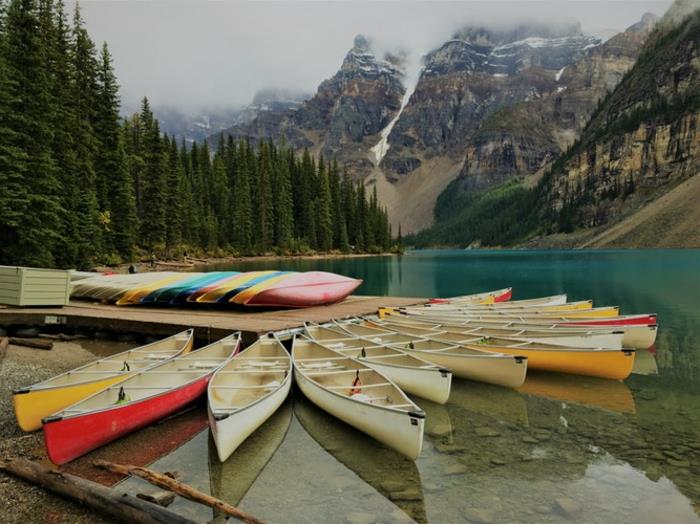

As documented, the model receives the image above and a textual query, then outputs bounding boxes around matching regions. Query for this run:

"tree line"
[0,0,393,270]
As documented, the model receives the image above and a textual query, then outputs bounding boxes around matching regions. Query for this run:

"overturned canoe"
[208,334,292,462]
[305,323,452,404]
[292,335,425,460]
[13,330,194,432]
[43,333,240,464]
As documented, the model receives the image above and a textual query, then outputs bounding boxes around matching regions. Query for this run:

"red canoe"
[243,271,363,308]
[43,334,240,465]
[561,314,657,327]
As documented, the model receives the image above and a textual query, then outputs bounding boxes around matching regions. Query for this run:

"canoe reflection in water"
[209,400,293,519]
[293,393,427,524]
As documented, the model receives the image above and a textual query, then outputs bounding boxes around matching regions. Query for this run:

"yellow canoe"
[195,271,275,303]
[12,330,193,431]
[465,338,635,380]
[115,274,191,305]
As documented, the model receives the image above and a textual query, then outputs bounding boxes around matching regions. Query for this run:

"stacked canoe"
[71,270,362,308]
[11,286,659,466]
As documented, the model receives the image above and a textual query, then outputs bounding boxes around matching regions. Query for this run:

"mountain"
[411,1,700,249]
[220,35,407,176]
[155,89,309,145]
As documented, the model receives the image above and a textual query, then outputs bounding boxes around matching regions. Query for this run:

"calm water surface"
[122,249,700,523]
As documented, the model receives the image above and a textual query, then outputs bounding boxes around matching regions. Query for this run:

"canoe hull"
[43,376,210,465]
[410,352,527,388]
[245,274,362,308]
[471,346,635,380]
[294,368,424,460]
[209,377,292,462]
[360,360,452,404]
[13,373,133,432]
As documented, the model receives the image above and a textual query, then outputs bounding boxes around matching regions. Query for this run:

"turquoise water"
[123,249,700,523]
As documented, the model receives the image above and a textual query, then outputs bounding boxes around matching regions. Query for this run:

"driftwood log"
[0,337,8,361]
[94,459,265,524]
[0,458,195,524]
[8,337,53,350]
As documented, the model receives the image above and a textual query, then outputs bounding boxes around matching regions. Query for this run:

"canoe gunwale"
[292,367,426,420]
[12,329,194,394]
[207,335,292,423]
[42,333,239,424]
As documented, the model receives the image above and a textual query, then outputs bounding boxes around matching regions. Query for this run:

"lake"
[121,249,700,523]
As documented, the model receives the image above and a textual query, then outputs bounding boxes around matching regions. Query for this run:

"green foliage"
[409,180,541,248]
[0,0,397,266]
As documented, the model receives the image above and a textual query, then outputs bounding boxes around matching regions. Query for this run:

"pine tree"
[94,42,136,257]
[3,0,62,266]
[273,147,294,250]
[70,4,102,267]
[0,2,29,265]
[140,106,167,249]
[316,160,333,251]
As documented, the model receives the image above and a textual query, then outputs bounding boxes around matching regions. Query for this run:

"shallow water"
[123,249,700,523]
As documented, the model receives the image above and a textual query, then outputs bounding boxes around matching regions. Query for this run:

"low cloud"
[78,1,672,114]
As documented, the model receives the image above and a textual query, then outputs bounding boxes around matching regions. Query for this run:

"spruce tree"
[316,160,333,252]
[3,0,61,266]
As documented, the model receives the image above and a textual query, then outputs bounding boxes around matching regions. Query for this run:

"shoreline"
[94,252,398,274]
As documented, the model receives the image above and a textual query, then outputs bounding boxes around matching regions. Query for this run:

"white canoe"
[292,335,425,460]
[305,323,452,404]
[329,322,528,388]
[380,312,656,349]
[369,318,625,349]
[208,334,292,462]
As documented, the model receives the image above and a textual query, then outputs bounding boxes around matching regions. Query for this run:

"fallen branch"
[94,459,265,524]
[8,337,53,350]
[0,337,8,361]
[39,333,88,341]
[0,458,195,524]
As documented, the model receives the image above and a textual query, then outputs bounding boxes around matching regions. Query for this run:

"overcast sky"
[77,1,673,114]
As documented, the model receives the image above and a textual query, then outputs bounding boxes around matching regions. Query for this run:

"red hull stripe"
[564,315,657,327]
[43,376,210,465]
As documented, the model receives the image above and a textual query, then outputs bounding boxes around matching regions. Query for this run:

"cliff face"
[546,6,700,230]
[223,35,406,177]
[446,15,657,195]
[215,14,665,235]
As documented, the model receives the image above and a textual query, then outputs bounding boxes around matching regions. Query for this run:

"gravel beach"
[0,340,116,523]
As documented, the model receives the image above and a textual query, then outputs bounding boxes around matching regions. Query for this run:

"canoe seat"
[180,361,220,370]
[242,360,280,368]
[300,361,338,369]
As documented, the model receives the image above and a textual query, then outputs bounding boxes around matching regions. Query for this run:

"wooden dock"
[0,295,425,343]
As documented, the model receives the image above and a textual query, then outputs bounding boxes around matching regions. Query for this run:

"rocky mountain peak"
[341,35,404,80]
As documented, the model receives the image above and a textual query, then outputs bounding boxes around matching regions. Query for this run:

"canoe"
[194,271,289,303]
[292,335,425,460]
[208,334,293,462]
[456,299,593,312]
[12,330,194,432]
[459,337,635,380]
[305,323,452,404]
[240,272,362,307]
[293,393,427,523]
[209,400,292,508]
[115,273,193,305]
[71,272,179,303]
[377,311,657,349]
[368,318,625,349]
[429,287,513,305]
[42,333,240,464]
[327,321,528,388]
[394,305,620,319]
[142,272,238,304]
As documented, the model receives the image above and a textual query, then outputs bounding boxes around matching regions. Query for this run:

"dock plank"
[0,296,425,341]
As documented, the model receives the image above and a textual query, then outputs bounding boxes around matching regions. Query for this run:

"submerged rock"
[463,507,495,523]
[554,497,582,518]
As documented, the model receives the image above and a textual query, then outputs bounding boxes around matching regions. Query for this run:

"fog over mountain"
[77,1,671,115]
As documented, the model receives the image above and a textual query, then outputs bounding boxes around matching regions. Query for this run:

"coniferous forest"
[0,0,393,270]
